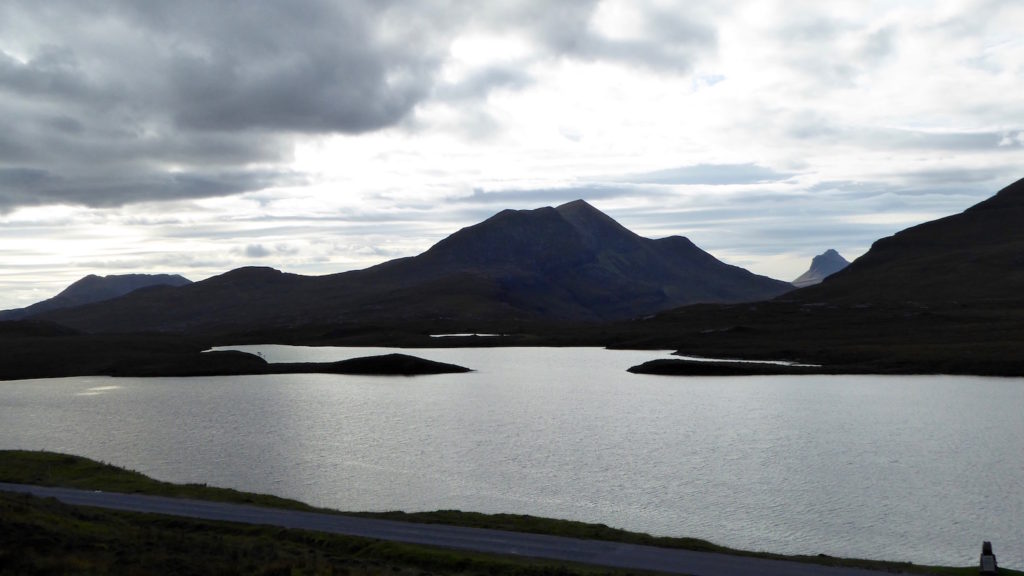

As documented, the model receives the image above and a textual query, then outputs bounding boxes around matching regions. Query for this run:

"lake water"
[2,345,1022,568]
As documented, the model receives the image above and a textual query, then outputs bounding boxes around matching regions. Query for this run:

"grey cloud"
[0,1,725,212]
[618,164,796,186]
[783,112,1024,153]
[0,166,301,212]
[461,185,646,207]
[0,45,95,100]
[0,0,453,211]
[422,2,718,138]
[244,244,271,258]
[884,130,1009,151]
[438,1,719,79]
[813,167,1020,201]
[527,2,716,72]
[433,65,534,101]
[0,167,56,189]
[860,26,896,63]
[775,16,903,90]
[931,0,1020,38]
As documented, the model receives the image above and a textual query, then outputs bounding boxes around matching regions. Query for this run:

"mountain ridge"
[0,273,191,321]
[33,200,793,334]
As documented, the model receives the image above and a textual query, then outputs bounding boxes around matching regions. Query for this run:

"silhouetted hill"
[0,274,191,321]
[612,177,1024,375]
[790,177,1024,303]
[36,201,792,334]
[791,249,850,288]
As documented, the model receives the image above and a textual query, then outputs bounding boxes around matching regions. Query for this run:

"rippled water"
[2,345,1023,568]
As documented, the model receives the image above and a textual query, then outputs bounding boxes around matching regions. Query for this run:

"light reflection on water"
[2,346,1023,568]
[76,385,123,396]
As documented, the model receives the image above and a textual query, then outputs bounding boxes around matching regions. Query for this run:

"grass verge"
[0,491,626,576]
[0,450,1018,576]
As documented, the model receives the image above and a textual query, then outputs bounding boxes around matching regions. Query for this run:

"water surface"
[1,345,1022,568]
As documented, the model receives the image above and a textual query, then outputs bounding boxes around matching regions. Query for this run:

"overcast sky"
[2,0,1023,309]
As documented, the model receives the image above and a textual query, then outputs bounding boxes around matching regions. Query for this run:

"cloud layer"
[0,0,720,212]
[1,0,1024,308]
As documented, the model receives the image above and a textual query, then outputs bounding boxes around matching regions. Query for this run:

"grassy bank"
[0,450,1017,575]
[0,491,625,576]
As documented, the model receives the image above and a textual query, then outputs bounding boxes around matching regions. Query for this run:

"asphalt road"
[1,482,903,576]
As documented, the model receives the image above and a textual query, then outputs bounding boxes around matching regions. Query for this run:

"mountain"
[0,274,192,321]
[35,200,793,334]
[790,176,1024,304]
[791,249,850,288]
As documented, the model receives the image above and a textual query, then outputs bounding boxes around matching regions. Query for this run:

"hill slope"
[614,177,1024,374]
[791,177,1024,303]
[37,200,792,334]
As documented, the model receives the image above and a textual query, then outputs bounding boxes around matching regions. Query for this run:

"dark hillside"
[614,177,1024,375]
[791,177,1024,303]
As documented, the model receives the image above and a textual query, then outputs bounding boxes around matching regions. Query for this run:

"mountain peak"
[555,198,596,211]
[555,199,610,224]
[554,199,639,247]
[792,249,850,288]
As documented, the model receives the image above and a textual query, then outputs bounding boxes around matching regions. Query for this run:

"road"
[0,482,902,576]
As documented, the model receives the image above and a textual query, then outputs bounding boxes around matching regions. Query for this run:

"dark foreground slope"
[1,452,990,575]
[614,177,1024,375]
[36,200,790,334]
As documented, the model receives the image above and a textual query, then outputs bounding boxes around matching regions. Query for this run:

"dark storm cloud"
[0,0,721,212]
[0,165,301,213]
[0,0,450,211]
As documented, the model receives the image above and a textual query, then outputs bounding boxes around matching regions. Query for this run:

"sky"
[2,0,1024,310]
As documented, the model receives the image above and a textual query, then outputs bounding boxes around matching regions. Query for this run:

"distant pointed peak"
[812,249,848,265]
[793,249,850,287]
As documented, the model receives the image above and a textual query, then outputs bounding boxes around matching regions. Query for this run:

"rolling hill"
[0,274,191,321]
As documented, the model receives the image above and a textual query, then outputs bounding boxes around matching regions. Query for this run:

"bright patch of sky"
[1,0,1023,309]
